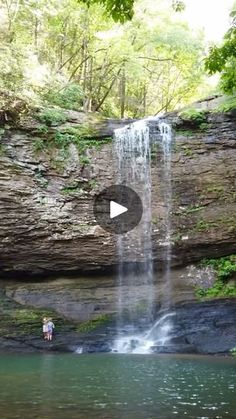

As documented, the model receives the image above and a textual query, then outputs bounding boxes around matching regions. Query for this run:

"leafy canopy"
[80,0,135,22]
[80,0,185,22]
[205,6,236,93]
[0,0,205,118]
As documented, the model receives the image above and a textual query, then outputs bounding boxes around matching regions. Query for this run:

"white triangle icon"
[110,201,128,219]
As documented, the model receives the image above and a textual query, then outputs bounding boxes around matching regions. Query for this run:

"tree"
[205,7,236,94]
[0,0,205,117]
[80,0,185,22]
[80,0,135,22]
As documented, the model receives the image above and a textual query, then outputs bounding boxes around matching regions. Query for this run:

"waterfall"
[114,120,154,331]
[112,118,174,354]
[159,122,173,311]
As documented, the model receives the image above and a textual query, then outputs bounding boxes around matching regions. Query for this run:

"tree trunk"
[120,63,126,118]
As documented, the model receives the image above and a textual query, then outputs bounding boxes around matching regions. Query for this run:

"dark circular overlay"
[93,185,143,234]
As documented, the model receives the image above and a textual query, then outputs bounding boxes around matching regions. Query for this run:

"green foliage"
[36,124,49,135]
[196,255,236,300]
[179,108,208,126]
[37,109,67,126]
[182,146,193,157]
[199,122,210,131]
[175,129,194,137]
[80,0,135,22]
[88,179,97,189]
[0,0,206,118]
[195,219,218,231]
[77,314,111,333]
[0,128,5,138]
[62,184,83,194]
[0,144,6,156]
[172,1,185,12]
[182,205,204,214]
[172,232,182,242]
[200,255,236,281]
[216,95,236,112]
[205,6,236,94]
[81,0,185,22]
[62,179,97,194]
[80,155,91,165]
[33,139,45,152]
[54,132,74,147]
[45,84,84,110]
[195,280,236,299]
[206,185,225,196]
[54,130,111,153]
[35,170,49,188]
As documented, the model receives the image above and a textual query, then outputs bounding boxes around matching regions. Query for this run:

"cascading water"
[159,122,173,312]
[114,120,154,332]
[112,118,174,354]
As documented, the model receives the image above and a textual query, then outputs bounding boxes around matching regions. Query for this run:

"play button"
[93,185,143,234]
[110,201,128,219]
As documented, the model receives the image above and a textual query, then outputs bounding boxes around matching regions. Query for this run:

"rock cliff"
[0,108,235,276]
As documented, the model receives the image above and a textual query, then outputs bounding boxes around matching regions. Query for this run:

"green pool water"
[0,354,235,418]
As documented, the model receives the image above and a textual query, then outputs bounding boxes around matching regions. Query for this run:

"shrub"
[195,255,236,300]
[179,108,208,126]
[200,255,236,281]
[37,108,67,126]
[33,138,45,152]
[45,84,84,110]
[216,95,236,112]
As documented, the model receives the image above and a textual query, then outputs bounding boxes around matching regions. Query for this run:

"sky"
[183,0,235,42]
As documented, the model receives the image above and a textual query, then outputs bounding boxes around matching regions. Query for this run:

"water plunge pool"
[0,353,235,418]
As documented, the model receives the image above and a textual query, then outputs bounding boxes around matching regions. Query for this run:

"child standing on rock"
[47,318,55,341]
[42,317,55,341]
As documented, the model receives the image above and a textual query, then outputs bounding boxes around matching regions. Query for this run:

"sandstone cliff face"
[0,109,235,276]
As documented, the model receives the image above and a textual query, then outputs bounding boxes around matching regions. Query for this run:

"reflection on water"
[0,354,235,419]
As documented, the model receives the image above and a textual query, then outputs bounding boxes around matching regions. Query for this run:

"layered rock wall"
[0,110,235,276]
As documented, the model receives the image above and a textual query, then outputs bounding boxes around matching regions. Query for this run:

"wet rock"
[151,344,196,354]
[169,298,236,354]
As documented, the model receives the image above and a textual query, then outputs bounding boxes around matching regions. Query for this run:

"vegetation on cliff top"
[0,0,207,119]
